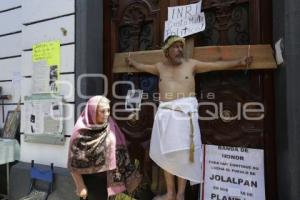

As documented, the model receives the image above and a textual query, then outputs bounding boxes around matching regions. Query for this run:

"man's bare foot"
[76,188,88,199]
[153,193,176,200]
[176,193,184,200]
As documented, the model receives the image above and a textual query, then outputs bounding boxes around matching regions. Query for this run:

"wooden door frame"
[251,0,277,200]
[103,0,277,199]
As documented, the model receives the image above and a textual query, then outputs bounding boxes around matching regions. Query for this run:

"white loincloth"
[149,97,203,184]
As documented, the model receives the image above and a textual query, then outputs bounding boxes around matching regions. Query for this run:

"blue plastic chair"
[27,160,54,200]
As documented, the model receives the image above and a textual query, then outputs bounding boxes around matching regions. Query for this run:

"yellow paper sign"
[32,41,60,66]
[32,40,61,93]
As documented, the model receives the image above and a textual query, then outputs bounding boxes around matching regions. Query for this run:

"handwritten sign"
[164,13,205,40]
[168,1,202,20]
[32,40,60,66]
[164,1,206,40]
[32,40,61,93]
[203,145,266,200]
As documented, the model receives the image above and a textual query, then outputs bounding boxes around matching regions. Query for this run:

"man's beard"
[172,54,183,65]
[173,58,182,65]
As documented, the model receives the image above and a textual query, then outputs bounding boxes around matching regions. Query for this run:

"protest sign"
[203,145,265,200]
[164,1,205,40]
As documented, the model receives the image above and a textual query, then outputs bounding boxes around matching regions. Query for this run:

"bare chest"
[158,63,195,81]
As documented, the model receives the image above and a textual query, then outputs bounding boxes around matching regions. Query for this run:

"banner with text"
[32,40,61,93]
[203,145,265,200]
[164,1,206,40]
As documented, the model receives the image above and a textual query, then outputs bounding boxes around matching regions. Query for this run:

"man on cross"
[125,35,253,200]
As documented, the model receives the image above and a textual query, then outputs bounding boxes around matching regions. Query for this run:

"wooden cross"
[113,42,276,73]
[113,0,276,73]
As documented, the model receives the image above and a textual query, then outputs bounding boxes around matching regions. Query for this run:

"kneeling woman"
[68,96,142,199]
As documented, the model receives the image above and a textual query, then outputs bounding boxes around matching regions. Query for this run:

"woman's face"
[96,104,110,124]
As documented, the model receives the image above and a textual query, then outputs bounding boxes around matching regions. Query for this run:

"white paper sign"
[12,72,22,98]
[164,12,206,40]
[125,89,143,111]
[164,1,206,40]
[203,145,266,200]
[168,1,202,21]
[24,98,63,134]
[32,61,50,94]
[275,38,284,65]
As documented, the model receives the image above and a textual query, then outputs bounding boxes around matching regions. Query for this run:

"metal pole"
[2,99,4,123]
[6,163,9,196]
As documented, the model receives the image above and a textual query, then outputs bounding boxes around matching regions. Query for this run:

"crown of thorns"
[162,36,185,53]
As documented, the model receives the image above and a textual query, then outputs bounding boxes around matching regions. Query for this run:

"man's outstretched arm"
[194,56,253,73]
[125,54,159,75]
